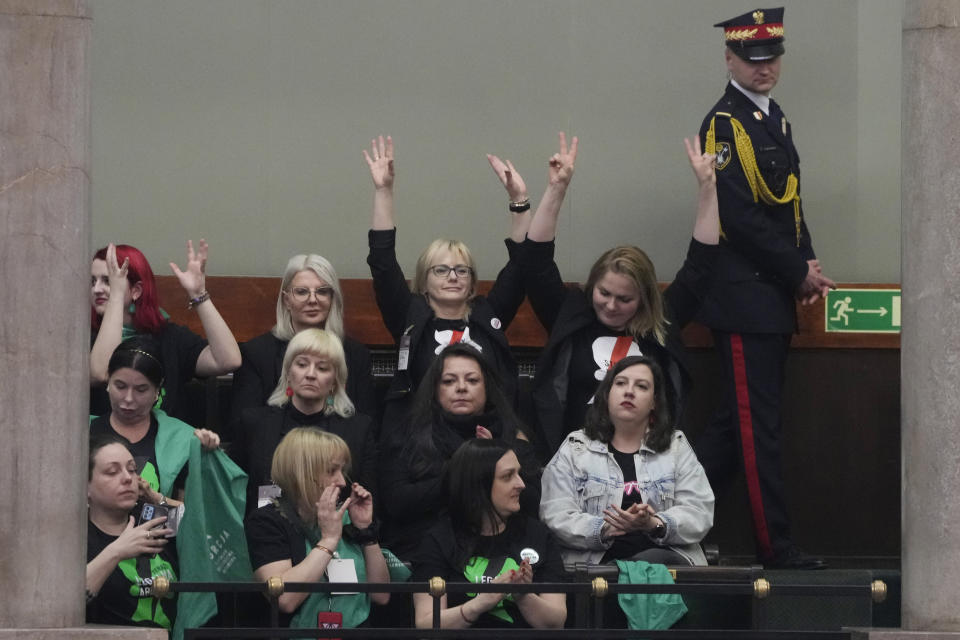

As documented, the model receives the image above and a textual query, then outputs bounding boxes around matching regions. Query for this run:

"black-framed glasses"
[429,264,473,278]
[287,286,334,303]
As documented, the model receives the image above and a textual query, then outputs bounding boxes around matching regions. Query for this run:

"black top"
[90,322,208,424]
[86,519,179,629]
[697,82,815,333]
[519,238,718,457]
[411,515,566,628]
[231,405,378,514]
[378,409,541,560]
[366,228,525,434]
[230,331,376,430]
[89,412,188,495]
[244,503,309,628]
[604,447,656,561]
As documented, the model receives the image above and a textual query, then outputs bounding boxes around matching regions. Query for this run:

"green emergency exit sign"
[824,288,901,333]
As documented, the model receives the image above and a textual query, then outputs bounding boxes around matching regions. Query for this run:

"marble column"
[901,0,960,634]
[0,0,92,629]
[0,2,162,638]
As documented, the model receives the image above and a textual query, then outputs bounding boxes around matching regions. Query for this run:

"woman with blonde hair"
[363,135,530,432]
[232,329,377,514]
[244,428,391,630]
[497,134,720,456]
[230,253,375,426]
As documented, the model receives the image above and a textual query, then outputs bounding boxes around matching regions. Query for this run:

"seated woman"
[232,328,377,513]
[540,355,714,568]
[89,338,249,633]
[363,135,529,430]
[89,240,242,422]
[499,135,719,455]
[244,428,390,630]
[378,343,538,559]
[86,432,177,629]
[412,439,566,630]
[230,253,375,425]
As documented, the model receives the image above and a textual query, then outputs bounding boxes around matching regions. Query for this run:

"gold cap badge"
[753,10,765,24]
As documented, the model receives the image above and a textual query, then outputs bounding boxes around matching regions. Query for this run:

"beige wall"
[90,0,902,284]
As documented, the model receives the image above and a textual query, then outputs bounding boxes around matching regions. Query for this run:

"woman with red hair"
[89,240,241,422]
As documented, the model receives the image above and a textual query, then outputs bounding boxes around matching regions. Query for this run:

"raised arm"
[487,154,531,242]
[364,135,395,231]
[685,136,720,246]
[169,239,242,377]
[526,132,578,243]
[90,243,130,384]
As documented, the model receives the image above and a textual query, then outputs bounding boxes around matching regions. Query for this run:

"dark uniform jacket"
[698,82,815,333]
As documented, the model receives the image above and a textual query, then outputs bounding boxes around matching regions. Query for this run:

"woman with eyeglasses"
[230,254,375,426]
[363,135,531,433]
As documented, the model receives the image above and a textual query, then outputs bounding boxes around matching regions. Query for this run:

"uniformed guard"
[695,7,835,570]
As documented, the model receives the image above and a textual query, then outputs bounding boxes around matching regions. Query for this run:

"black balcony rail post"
[591,576,609,629]
[429,576,446,630]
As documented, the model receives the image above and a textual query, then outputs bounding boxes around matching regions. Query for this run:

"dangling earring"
[285,386,294,398]
[153,386,166,410]
[128,302,137,315]
[326,395,335,408]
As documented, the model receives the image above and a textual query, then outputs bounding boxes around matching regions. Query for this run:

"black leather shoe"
[764,547,828,570]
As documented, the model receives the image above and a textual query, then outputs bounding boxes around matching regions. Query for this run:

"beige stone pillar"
[0,0,92,629]
[901,0,960,634]
[0,2,163,638]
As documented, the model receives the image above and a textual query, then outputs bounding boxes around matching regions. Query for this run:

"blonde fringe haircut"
[270,428,352,514]
[273,254,345,341]
[267,328,355,417]
[412,239,477,319]
[584,246,669,345]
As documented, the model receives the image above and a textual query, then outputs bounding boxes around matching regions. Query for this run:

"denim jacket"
[540,429,714,568]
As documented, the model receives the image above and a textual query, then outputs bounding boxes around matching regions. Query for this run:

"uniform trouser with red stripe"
[695,331,793,560]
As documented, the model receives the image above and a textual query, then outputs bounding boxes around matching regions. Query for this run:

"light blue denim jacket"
[540,429,714,568]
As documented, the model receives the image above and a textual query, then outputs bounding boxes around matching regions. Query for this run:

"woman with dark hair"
[540,355,714,567]
[230,253,375,425]
[244,428,391,630]
[86,432,177,629]
[89,338,250,634]
[411,439,566,629]
[501,135,719,456]
[363,135,530,432]
[232,329,377,514]
[377,343,539,558]
[89,241,242,422]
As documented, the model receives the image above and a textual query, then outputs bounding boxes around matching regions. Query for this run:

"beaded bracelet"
[187,290,210,309]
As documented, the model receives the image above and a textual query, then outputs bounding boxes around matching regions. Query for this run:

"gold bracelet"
[314,543,334,557]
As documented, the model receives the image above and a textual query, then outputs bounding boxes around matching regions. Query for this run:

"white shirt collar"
[731,79,771,115]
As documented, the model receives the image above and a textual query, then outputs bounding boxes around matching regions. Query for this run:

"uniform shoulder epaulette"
[715,111,732,118]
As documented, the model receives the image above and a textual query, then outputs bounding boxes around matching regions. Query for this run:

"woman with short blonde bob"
[244,428,390,630]
[232,329,377,514]
[230,253,375,426]
[364,135,530,432]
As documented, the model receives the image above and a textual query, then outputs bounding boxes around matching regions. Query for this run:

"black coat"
[520,237,717,457]
[697,82,815,333]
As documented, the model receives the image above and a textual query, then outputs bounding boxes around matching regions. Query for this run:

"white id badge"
[397,334,411,371]
[257,484,281,509]
[326,558,359,594]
